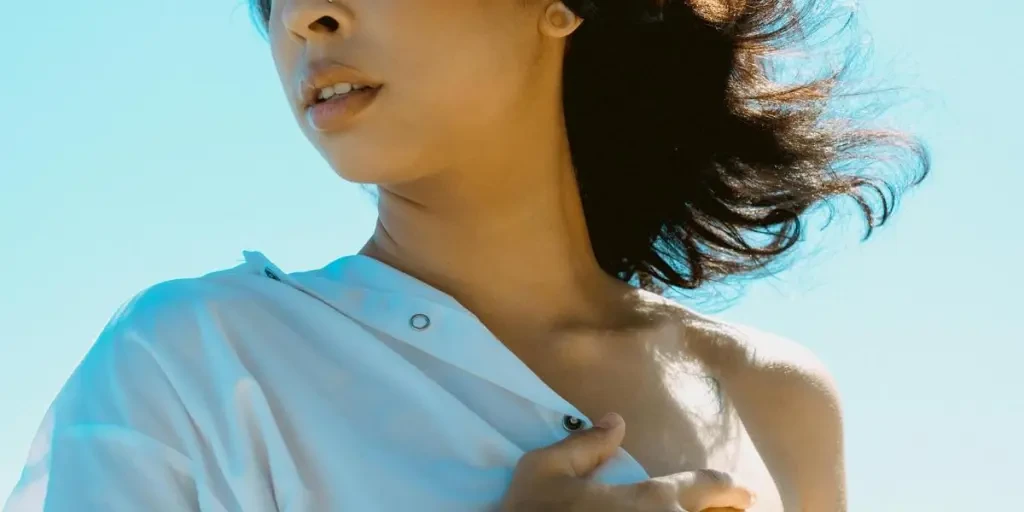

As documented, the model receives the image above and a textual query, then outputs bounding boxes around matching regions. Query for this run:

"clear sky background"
[1,0,1020,509]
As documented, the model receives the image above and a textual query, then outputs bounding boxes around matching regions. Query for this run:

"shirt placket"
[244,250,650,484]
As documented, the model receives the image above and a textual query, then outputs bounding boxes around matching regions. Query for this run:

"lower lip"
[306,87,382,132]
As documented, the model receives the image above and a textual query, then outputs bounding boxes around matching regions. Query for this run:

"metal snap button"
[264,268,281,281]
[562,415,586,432]
[409,313,431,331]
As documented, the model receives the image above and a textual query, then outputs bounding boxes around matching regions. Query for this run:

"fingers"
[672,469,756,512]
[522,412,627,478]
[628,469,754,512]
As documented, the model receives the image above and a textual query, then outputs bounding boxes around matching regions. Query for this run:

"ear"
[538,1,583,39]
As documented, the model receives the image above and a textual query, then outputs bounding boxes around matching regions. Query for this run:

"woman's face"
[268,0,559,186]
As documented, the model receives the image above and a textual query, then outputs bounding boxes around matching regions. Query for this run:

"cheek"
[319,59,530,185]
[388,24,539,137]
[380,0,534,103]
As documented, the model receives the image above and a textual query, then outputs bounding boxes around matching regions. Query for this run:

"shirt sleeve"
[3,425,202,511]
[3,282,225,512]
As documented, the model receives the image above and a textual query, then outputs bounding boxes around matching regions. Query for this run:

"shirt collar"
[241,250,590,423]
[316,254,470,314]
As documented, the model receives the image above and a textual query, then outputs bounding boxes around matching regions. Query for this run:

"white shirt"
[4,251,650,511]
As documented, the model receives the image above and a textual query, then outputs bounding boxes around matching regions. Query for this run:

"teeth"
[317,82,372,102]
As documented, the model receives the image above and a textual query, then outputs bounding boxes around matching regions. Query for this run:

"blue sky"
[1,0,1020,509]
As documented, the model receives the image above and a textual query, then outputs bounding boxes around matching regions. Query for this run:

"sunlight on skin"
[654,348,736,452]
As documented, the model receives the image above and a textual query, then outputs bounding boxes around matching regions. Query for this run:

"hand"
[501,412,755,512]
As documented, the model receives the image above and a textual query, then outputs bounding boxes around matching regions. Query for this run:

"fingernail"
[596,412,622,429]
[738,490,757,510]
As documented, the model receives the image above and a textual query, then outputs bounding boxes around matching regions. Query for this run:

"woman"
[4,0,928,510]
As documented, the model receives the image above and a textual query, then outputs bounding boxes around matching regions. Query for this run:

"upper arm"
[701,324,847,512]
[4,425,202,512]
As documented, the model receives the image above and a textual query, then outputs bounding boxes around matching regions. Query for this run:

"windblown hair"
[249,0,930,294]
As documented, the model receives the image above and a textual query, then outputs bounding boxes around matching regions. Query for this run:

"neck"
[359,123,628,338]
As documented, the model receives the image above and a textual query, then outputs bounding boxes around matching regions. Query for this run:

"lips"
[305,82,383,133]
[298,60,383,109]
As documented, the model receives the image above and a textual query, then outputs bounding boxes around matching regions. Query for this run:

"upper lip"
[298,60,382,108]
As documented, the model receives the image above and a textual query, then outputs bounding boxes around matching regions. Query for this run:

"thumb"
[538,412,626,478]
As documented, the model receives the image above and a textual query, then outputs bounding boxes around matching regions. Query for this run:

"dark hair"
[248,0,930,295]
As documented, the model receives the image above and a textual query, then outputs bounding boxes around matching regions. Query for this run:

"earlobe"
[539,2,583,39]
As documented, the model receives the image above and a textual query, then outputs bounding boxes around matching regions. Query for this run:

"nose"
[281,0,351,40]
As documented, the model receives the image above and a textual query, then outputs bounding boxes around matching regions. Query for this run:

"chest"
[516,338,785,511]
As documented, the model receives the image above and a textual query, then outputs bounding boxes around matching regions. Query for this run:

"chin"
[320,141,435,187]
[332,168,390,185]
[326,159,423,186]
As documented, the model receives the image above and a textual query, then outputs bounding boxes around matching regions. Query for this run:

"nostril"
[309,16,340,33]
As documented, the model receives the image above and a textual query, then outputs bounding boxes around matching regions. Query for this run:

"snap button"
[562,415,586,432]
[409,313,431,331]
[264,268,281,281]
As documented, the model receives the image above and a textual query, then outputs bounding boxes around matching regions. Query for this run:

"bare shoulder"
[634,291,835,380]
[690,314,837,392]
[636,293,847,511]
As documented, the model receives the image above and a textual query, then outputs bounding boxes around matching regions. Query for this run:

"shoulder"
[690,316,839,400]
[647,297,847,510]
[53,260,272,426]
[108,261,267,333]
[96,257,286,365]
[692,317,847,511]
[686,314,845,449]
[637,291,838,391]
[7,263,268,511]
[7,256,301,510]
